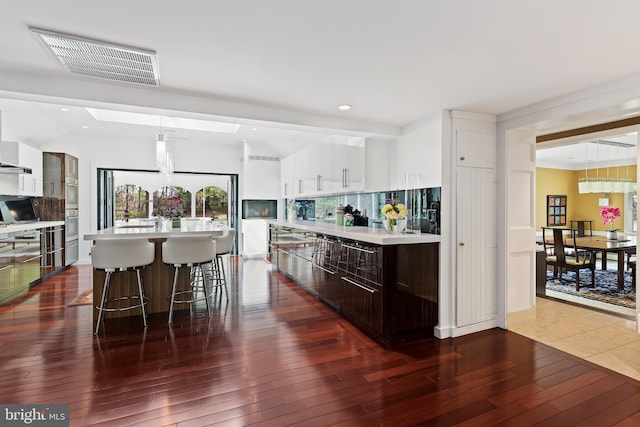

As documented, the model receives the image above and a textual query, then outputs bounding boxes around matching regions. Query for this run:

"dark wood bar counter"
[268,220,439,346]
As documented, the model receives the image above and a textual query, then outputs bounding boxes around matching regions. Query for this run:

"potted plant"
[600,205,621,240]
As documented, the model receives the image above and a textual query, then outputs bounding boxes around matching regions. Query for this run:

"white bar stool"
[208,228,235,301]
[92,238,155,335]
[162,235,216,323]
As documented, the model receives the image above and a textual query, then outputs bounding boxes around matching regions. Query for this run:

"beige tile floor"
[509,297,640,381]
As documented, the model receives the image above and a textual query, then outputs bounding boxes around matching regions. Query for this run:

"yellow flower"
[381,204,394,215]
[381,200,408,220]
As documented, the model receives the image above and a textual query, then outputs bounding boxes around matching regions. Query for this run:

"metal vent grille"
[30,28,159,87]
[248,155,280,162]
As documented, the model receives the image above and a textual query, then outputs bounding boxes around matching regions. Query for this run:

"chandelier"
[577,140,636,194]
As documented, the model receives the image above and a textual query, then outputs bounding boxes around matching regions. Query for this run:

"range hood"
[0,111,32,174]
[0,162,32,174]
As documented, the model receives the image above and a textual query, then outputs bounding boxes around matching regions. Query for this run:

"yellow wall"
[536,165,636,231]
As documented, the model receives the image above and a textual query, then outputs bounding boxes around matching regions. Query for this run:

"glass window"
[626,189,637,234]
[115,184,150,221]
[195,186,228,220]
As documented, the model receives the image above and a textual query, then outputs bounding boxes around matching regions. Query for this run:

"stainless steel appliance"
[65,208,78,264]
[65,177,78,209]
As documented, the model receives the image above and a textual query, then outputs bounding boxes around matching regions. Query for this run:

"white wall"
[242,142,281,200]
[497,72,640,329]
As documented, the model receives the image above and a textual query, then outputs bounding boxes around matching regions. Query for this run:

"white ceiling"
[536,132,638,170]
[2,1,640,157]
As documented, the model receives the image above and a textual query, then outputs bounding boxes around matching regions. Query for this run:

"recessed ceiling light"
[81,125,88,129]
[252,128,257,131]
[60,107,69,111]
[338,104,352,111]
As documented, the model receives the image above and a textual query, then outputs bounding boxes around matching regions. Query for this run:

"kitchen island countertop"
[84,219,225,240]
[269,220,440,245]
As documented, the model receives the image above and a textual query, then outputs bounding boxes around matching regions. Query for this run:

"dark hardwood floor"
[1,259,640,426]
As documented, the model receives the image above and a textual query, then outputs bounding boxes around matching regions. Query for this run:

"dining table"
[567,235,636,291]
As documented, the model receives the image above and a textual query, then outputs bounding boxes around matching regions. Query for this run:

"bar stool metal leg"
[95,271,112,335]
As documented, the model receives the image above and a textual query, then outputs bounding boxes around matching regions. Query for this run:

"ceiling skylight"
[85,108,240,133]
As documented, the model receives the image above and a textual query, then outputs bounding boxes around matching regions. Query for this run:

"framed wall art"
[546,195,567,226]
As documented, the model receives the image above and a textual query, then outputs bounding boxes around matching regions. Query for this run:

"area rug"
[67,290,93,307]
[546,270,636,309]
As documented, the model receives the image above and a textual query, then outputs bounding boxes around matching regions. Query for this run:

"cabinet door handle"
[459,242,465,246]
[21,255,42,263]
[460,156,465,161]
[341,276,376,293]
[284,182,288,196]
[298,179,303,193]
[317,175,322,192]
[313,263,336,275]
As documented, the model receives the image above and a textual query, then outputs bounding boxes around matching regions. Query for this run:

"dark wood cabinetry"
[269,223,439,346]
[34,152,78,266]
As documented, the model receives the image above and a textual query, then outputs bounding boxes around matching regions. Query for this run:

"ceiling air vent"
[248,155,280,162]
[30,28,160,87]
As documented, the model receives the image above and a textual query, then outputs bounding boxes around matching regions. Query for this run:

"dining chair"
[92,238,155,334]
[628,255,636,290]
[162,235,216,323]
[542,227,596,291]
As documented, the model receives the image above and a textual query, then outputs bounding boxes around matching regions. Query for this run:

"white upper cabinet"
[332,136,365,193]
[293,146,310,197]
[280,155,293,198]
[364,138,390,192]
[308,138,333,195]
[0,141,43,197]
[455,120,496,169]
[281,135,369,198]
[389,113,443,190]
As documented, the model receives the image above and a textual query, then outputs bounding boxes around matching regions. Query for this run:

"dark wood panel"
[1,264,640,426]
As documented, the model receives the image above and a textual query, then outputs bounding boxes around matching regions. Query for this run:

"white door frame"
[497,73,640,330]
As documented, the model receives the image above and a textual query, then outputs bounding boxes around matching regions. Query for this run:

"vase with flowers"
[381,200,408,233]
[164,194,185,228]
[601,205,621,240]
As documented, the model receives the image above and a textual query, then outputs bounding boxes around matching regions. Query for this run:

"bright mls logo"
[1,404,69,426]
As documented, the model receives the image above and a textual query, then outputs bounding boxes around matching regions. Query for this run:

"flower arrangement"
[164,195,185,219]
[600,205,621,230]
[381,200,408,232]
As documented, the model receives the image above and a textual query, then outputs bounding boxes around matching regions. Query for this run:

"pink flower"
[600,205,621,227]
